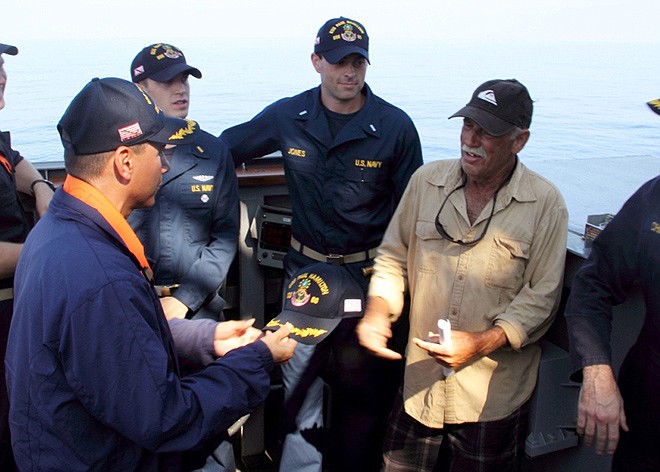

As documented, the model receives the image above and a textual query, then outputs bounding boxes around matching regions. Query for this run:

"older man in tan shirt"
[357,79,568,472]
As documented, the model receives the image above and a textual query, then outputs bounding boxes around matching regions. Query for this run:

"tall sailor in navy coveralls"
[128,44,241,471]
[0,42,54,471]
[129,43,239,323]
[221,17,423,472]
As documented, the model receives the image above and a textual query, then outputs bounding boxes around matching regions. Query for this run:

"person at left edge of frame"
[0,41,54,472]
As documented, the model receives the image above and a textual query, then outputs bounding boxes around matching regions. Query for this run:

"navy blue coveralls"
[0,131,29,471]
[565,175,660,471]
[6,187,273,471]
[129,130,239,321]
[221,83,423,471]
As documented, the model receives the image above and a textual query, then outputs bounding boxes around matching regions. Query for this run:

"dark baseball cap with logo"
[131,43,202,83]
[58,77,199,156]
[314,17,369,64]
[264,262,364,345]
[0,43,18,56]
[449,79,533,136]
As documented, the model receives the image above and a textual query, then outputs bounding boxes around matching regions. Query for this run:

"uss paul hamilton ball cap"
[449,79,533,136]
[0,43,18,55]
[131,43,202,83]
[314,17,369,65]
[58,77,199,156]
[264,262,365,345]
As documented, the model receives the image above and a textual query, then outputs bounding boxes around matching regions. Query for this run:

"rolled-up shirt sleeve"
[494,200,568,350]
[564,178,655,377]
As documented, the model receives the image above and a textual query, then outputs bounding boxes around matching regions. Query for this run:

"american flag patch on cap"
[118,122,143,141]
[133,65,145,77]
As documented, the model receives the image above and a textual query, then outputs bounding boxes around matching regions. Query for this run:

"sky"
[3,0,659,43]
[2,0,658,226]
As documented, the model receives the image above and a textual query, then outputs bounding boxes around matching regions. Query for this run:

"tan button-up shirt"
[369,158,568,428]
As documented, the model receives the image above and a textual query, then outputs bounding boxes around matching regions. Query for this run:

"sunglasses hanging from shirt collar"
[435,161,517,246]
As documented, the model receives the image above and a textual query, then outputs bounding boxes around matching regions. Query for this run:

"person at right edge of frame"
[563,97,660,471]
[220,17,423,472]
[357,79,569,471]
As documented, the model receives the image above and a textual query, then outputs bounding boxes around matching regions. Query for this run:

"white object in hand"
[437,319,454,377]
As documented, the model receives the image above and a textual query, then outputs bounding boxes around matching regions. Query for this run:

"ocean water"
[2,38,659,226]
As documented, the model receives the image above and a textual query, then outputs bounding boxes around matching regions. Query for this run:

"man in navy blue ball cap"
[0,41,54,472]
[5,77,296,471]
[130,44,252,470]
[313,17,370,65]
[129,43,239,325]
[131,44,255,471]
[221,16,423,472]
[131,43,202,84]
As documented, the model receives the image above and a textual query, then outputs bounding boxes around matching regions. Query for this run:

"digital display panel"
[259,221,292,252]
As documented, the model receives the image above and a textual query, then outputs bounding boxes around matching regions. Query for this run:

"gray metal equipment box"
[255,205,292,269]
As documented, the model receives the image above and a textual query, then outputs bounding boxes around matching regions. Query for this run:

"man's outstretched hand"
[259,322,297,364]
[213,319,262,357]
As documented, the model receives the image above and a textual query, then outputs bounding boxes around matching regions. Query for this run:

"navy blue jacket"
[565,175,660,375]
[0,131,30,287]
[5,189,273,471]
[220,84,423,255]
[129,130,239,319]
[0,131,29,244]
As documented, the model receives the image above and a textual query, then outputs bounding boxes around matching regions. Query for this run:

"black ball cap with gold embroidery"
[58,77,199,156]
[131,43,202,83]
[314,17,369,65]
[264,262,365,345]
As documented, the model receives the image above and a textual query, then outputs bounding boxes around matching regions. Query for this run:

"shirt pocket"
[344,164,387,183]
[178,179,214,209]
[415,220,446,274]
[177,180,213,244]
[485,237,530,290]
[284,150,317,174]
[338,166,389,214]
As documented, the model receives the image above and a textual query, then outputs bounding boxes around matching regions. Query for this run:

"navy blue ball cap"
[0,43,18,56]
[58,77,199,156]
[264,262,365,345]
[449,79,533,136]
[131,43,202,83]
[314,17,369,65]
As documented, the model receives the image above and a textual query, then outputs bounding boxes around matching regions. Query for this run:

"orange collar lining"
[62,175,152,274]
[0,154,13,176]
